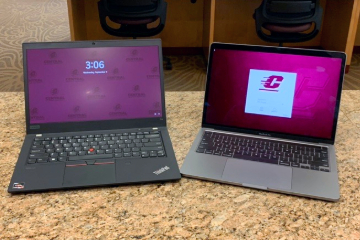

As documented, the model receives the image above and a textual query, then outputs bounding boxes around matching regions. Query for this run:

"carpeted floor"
[0,0,359,92]
[0,0,207,92]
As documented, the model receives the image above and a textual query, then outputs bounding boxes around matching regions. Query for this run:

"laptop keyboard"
[196,131,330,172]
[28,131,166,164]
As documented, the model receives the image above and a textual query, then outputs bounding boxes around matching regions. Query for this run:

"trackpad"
[63,164,116,187]
[222,159,292,190]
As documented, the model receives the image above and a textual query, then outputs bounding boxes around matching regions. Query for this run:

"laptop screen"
[203,44,345,142]
[26,45,163,124]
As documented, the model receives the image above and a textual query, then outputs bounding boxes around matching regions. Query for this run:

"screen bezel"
[24,39,167,134]
[202,43,346,145]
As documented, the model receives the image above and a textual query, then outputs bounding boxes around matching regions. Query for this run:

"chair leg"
[163,56,172,70]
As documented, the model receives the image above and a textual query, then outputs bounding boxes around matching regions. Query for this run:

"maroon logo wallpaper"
[45,88,65,101]
[153,101,160,109]
[87,87,105,100]
[68,105,87,119]
[30,71,37,78]
[30,107,45,121]
[107,68,125,81]
[133,85,140,92]
[147,66,160,79]
[66,69,84,82]
[50,51,57,59]
[31,107,38,115]
[28,70,42,84]
[51,88,58,95]
[44,51,62,64]
[109,103,127,117]
[114,103,121,111]
[126,49,143,62]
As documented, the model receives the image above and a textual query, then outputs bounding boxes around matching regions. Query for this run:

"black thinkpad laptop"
[8,39,181,193]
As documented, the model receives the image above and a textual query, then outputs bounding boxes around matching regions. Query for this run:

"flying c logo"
[260,75,284,92]
[245,69,297,118]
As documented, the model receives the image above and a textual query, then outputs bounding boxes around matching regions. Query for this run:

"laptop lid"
[23,39,166,135]
[202,43,346,145]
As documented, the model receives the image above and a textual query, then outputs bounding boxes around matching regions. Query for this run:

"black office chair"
[254,0,323,46]
[98,0,172,69]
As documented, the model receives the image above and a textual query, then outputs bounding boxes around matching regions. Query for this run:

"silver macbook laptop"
[181,43,346,201]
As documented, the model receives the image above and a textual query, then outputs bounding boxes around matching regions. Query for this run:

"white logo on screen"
[245,69,297,118]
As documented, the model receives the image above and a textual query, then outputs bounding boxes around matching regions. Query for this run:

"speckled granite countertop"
[1,91,360,239]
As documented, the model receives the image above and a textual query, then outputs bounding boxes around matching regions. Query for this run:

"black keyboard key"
[37,158,48,163]
[105,149,113,154]
[123,148,131,153]
[27,159,36,164]
[261,157,279,165]
[310,165,320,171]
[133,152,141,157]
[29,153,49,159]
[68,154,113,161]
[279,161,290,166]
[150,138,161,142]
[31,149,45,153]
[291,162,300,167]
[157,150,165,157]
[144,142,162,147]
[31,145,43,149]
[222,153,232,157]
[141,146,164,151]
[145,134,160,138]
[59,152,67,157]
[132,147,140,152]
[58,157,67,162]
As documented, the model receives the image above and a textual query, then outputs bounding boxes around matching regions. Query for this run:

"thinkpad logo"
[153,166,170,175]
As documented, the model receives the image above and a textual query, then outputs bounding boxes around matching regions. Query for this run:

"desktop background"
[26,46,163,124]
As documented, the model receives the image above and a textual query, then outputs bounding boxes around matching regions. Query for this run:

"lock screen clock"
[85,60,105,69]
